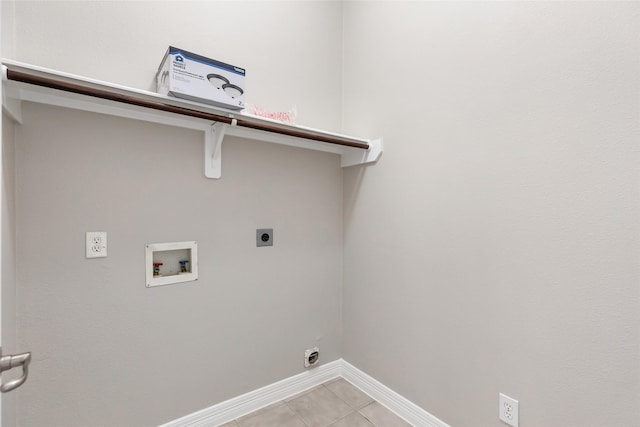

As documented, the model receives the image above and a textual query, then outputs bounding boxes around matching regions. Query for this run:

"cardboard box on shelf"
[156,46,245,110]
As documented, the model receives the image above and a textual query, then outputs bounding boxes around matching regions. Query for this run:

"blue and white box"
[156,46,245,110]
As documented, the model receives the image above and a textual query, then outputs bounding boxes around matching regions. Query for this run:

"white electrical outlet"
[86,232,107,258]
[304,347,319,368]
[499,393,519,427]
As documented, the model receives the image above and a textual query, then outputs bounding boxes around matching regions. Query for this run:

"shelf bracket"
[341,137,383,167]
[204,122,226,179]
[1,90,22,124]
[1,65,22,123]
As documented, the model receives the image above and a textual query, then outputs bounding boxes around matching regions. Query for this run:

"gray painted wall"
[14,104,343,427]
[3,1,640,427]
[7,0,343,132]
[342,2,640,427]
[3,1,344,426]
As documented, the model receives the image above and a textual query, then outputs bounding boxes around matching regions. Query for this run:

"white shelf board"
[1,59,382,179]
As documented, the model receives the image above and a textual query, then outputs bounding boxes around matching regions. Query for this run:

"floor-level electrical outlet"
[499,393,519,427]
[304,347,319,368]
[86,232,107,258]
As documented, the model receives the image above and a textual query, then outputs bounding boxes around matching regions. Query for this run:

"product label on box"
[157,46,245,110]
[169,47,245,76]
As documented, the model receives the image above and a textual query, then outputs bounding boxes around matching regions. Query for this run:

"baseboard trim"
[159,359,449,427]
[341,360,450,427]
[158,360,342,427]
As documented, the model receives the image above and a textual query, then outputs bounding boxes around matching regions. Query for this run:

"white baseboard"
[341,360,450,427]
[158,360,342,427]
[158,359,449,427]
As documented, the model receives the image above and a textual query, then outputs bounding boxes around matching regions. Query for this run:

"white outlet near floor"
[86,232,107,258]
[499,393,519,427]
[304,347,319,368]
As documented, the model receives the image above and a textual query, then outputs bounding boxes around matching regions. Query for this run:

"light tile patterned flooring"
[217,378,412,427]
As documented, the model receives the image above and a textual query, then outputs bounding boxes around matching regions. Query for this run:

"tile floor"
[217,378,412,427]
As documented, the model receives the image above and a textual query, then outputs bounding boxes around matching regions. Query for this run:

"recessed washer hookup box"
[156,46,245,110]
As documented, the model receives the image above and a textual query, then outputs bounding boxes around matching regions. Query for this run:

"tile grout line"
[216,375,409,427]
[255,389,387,427]
[287,384,345,427]
[317,383,357,427]
[282,399,311,427]
[284,381,369,427]
[323,379,380,426]
[164,360,438,427]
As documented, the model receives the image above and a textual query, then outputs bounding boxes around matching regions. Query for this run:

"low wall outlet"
[86,232,107,258]
[499,393,519,427]
[304,347,319,368]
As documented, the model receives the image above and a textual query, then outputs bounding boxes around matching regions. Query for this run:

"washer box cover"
[156,46,245,110]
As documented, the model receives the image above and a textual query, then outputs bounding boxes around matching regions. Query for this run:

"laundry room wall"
[2,2,345,426]
[341,2,640,426]
[8,0,342,131]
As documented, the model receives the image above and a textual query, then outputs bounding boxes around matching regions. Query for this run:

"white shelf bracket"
[1,65,23,123]
[341,137,383,167]
[2,91,22,124]
[204,122,227,179]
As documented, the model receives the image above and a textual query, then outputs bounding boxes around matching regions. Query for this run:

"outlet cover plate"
[499,393,519,427]
[86,231,107,258]
[304,347,319,368]
[256,229,273,247]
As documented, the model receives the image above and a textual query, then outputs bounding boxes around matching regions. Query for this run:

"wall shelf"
[1,59,382,179]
